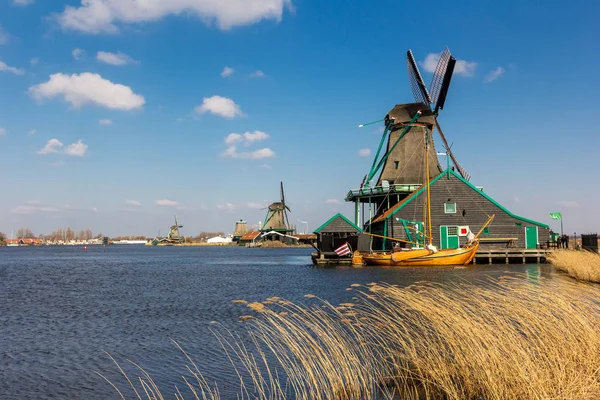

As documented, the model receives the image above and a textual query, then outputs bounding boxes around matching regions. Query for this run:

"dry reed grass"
[548,249,600,283]
[102,275,600,400]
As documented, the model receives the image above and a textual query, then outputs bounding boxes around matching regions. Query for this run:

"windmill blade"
[280,182,285,205]
[407,49,432,107]
[429,47,456,113]
[434,119,471,181]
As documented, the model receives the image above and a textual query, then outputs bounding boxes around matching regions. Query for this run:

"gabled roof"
[314,213,363,234]
[239,231,261,241]
[373,169,549,229]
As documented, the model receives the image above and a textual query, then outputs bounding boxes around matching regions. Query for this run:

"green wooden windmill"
[168,215,184,243]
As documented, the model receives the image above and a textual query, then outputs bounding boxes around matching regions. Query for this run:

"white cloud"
[11,205,58,214]
[359,148,371,157]
[64,140,88,156]
[126,200,141,206]
[421,52,477,77]
[326,199,341,204]
[224,133,242,145]
[13,0,35,5]
[54,0,294,34]
[30,58,39,65]
[221,66,234,78]
[222,146,275,159]
[0,128,6,136]
[0,61,25,75]
[250,70,265,78]
[557,200,579,208]
[29,73,145,110]
[217,202,236,212]
[244,202,265,209]
[224,131,269,146]
[195,95,243,118]
[99,119,112,125]
[96,51,137,66]
[156,199,178,206]
[27,129,37,136]
[38,138,64,154]
[72,48,85,60]
[484,66,505,83]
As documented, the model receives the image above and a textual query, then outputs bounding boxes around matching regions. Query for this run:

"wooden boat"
[363,241,479,267]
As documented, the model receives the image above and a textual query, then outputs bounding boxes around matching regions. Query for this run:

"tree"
[16,228,35,238]
[0,232,5,245]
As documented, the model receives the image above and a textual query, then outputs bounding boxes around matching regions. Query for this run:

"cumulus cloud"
[222,146,275,160]
[195,95,243,118]
[217,203,236,212]
[326,199,341,204]
[0,61,25,75]
[359,148,371,157]
[11,205,58,214]
[421,52,477,77]
[72,48,85,60]
[225,131,270,146]
[250,70,265,78]
[38,138,64,154]
[221,66,234,78]
[54,0,294,34]
[29,73,145,110]
[126,199,141,206]
[0,128,6,136]
[99,119,112,125]
[155,199,178,206]
[96,51,137,66]
[64,140,88,156]
[13,0,35,5]
[484,66,505,83]
[244,202,265,209]
[27,129,37,136]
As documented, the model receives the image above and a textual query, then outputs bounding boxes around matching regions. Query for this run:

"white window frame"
[444,202,457,214]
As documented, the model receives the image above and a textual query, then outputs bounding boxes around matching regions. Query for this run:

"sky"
[0,0,599,237]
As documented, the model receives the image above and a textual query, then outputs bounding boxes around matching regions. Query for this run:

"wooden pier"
[473,248,553,265]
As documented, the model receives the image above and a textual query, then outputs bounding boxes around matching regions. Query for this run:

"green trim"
[314,213,364,234]
[382,218,388,250]
[386,169,549,229]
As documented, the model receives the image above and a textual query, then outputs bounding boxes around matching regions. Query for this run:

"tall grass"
[102,276,600,399]
[548,249,600,283]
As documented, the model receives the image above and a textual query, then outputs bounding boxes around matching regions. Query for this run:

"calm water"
[1,245,554,399]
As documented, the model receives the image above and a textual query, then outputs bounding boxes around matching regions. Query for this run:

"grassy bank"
[104,276,600,399]
[548,249,600,283]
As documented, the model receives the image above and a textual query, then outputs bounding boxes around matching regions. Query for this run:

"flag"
[334,243,352,256]
[549,212,562,220]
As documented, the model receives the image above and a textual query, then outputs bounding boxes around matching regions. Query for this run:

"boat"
[362,112,494,267]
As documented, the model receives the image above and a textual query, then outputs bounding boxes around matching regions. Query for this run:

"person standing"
[557,235,562,249]
[564,234,569,249]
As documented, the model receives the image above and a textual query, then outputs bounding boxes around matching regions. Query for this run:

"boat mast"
[425,128,433,245]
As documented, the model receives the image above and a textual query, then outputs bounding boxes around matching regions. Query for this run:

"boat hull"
[363,242,479,267]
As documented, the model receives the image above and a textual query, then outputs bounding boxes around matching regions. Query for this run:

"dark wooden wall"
[365,173,549,250]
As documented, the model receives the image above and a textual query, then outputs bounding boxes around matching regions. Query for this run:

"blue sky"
[0,0,598,237]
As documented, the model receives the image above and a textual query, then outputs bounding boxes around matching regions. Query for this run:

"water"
[0,245,554,399]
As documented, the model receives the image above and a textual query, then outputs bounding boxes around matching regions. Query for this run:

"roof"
[314,213,363,234]
[6,238,41,244]
[239,231,261,241]
[373,169,549,229]
[296,234,317,240]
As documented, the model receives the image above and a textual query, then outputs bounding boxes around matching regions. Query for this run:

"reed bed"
[103,275,600,400]
[548,249,600,283]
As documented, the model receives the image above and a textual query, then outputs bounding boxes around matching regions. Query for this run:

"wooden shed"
[313,213,363,257]
[364,169,549,251]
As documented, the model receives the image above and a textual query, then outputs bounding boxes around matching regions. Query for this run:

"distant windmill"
[261,182,293,234]
[168,215,184,243]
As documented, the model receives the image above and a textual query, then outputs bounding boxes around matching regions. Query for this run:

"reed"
[548,249,600,283]
[103,275,600,399]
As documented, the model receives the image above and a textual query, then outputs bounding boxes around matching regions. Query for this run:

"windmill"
[261,182,293,235]
[407,47,471,181]
[168,215,184,243]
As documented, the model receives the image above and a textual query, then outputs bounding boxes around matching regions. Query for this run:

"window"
[394,161,399,169]
[447,226,458,236]
[444,202,457,213]
[483,227,490,235]
[516,223,522,228]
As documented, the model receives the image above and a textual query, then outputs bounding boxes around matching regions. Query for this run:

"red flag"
[334,243,352,256]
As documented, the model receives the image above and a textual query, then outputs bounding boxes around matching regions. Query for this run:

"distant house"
[296,234,317,245]
[238,231,261,246]
[5,238,41,246]
[313,213,363,256]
